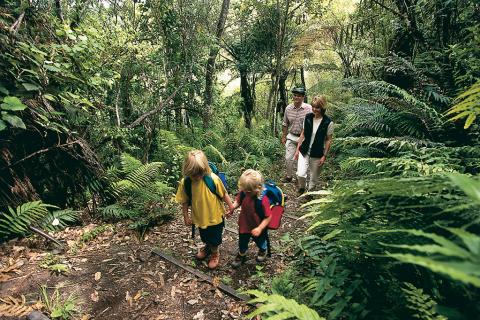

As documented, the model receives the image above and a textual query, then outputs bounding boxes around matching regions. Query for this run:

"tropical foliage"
[0,0,479,319]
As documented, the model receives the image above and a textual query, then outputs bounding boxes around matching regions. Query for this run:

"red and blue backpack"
[239,180,285,255]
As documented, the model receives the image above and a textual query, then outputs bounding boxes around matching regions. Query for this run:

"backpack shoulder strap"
[255,189,266,220]
[203,175,222,200]
[239,191,246,203]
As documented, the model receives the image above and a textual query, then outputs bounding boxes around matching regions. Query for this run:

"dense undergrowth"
[1,0,480,319]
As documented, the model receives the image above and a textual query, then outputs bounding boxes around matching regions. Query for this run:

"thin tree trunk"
[203,0,231,128]
[55,0,64,23]
[300,66,306,102]
[272,0,291,134]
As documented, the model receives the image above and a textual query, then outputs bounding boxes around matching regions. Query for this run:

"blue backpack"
[183,162,228,204]
[183,162,227,239]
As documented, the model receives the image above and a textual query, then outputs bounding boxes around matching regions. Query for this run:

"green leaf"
[0,86,8,95]
[448,173,480,205]
[44,65,62,72]
[1,96,27,111]
[43,94,56,101]
[22,82,41,91]
[50,309,63,317]
[2,113,26,129]
[0,119,6,131]
[387,253,480,287]
[322,229,343,241]
[464,114,476,129]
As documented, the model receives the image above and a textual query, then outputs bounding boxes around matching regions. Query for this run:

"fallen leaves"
[0,258,24,282]
[94,272,101,281]
[90,291,99,303]
[0,295,42,317]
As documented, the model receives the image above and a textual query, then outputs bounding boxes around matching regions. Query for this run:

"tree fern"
[246,290,325,320]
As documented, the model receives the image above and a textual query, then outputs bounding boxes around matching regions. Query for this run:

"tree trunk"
[240,68,254,129]
[271,0,291,134]
[203,0,231,128]
[300,66,306,102]
[55,0,64,23]
[278,70,288,116]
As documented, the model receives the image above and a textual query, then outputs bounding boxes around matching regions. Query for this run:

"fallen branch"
[127,85,183,129]
[1,140,80,171]
[29,226,65,248]
[151,248,249,301]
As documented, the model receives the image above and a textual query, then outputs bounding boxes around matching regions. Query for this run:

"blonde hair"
[238,169,264,196]
[182,150,211,178]
[312,95,327,116]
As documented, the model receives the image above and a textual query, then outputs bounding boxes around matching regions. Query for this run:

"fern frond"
[402,283,447,320]
[246,290,325,320]
[446,80,480,129]
[0,201,56,237]
[120,153,143,174]
[100,204,138,220]
[204,144,228,165]
[38,209,79,231]
[375,226,480,287]
[125,162,163,188]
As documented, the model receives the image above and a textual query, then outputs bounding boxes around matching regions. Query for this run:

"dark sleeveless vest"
[299,114,332,158]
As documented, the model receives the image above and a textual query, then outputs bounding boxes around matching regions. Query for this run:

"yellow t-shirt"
[175,173,226,228]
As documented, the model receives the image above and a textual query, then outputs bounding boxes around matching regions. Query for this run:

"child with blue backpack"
[229,169,272,267]
[175,150,234,269]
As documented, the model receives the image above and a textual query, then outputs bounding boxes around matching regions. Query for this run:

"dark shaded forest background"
[1,0,479,319]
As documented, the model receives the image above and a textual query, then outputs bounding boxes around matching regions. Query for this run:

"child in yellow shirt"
[175,150,234,269]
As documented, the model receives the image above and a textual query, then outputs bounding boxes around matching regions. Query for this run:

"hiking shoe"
[208,251,220,269]
[281,176,292,183]
[256,249,268,263]
[196,246,210,260]
[232,253,247,268]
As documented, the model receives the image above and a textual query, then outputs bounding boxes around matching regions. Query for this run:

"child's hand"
[183,215,192,226]
[251,227,262,237]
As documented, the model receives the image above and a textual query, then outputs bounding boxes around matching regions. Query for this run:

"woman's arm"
[319,134,333,166]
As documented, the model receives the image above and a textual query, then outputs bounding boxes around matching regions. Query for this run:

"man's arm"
[281,125,288,145]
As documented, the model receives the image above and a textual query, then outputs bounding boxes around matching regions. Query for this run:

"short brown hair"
[312,95,327,116]
[182,150,211,178]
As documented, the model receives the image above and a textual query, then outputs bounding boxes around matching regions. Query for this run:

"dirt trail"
[0,182,309,320]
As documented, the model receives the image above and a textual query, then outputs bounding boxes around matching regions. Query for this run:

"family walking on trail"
[174,86,333,270]
[282,87,334,194]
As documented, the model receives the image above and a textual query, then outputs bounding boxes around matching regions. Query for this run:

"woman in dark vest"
[294,96,334,194]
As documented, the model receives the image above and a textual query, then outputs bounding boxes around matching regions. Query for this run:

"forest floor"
[0,182,311,320]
